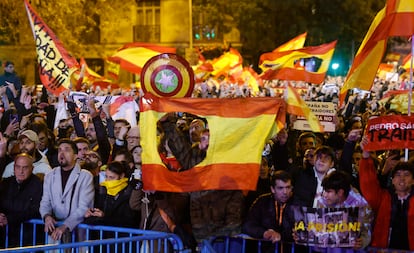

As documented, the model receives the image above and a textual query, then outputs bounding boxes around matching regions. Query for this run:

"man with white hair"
[2,130,51,180]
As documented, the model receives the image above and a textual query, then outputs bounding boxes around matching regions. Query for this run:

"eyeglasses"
[127,136,140,140]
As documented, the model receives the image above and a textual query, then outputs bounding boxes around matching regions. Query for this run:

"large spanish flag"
[340,0,414,105]
[259,41,336,84]
[24,0,78,96]
[140,94,286,192]
[107,43,176,75]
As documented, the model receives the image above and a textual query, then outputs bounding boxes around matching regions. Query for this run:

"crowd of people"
[0,60,413,253]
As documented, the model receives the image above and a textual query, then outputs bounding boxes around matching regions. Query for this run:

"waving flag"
[285,83,323,132]
[340,0,414,105]
[24,0,78,96]
[211,48,243,77]
[72,58,118,90]
[273,32,307,53]
[237,66,263,94]
[140,94,286,192]
[401,53,413,71]
[260,41,337,84]
[107,43,176,75]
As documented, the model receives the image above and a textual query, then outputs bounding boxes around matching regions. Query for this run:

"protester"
[85,161,138,227]
[39,138,94,244]
[360,136,414,250]
[2,130,52,180]
[242,170,294,252]
[0,61,22,103]
[0,153,43,248]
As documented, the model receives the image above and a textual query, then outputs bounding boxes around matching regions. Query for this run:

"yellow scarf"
[100,178,128,196]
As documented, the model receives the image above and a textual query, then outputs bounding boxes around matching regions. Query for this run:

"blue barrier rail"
[2,220,412,253]
[200,235,414,253]
[1,219,191,253]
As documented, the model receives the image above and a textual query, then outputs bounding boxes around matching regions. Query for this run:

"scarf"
[100,177,128,196]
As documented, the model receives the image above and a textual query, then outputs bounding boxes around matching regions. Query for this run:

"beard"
[82,160,99,172]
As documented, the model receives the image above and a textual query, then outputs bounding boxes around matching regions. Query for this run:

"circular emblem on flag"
[141,53,195,97]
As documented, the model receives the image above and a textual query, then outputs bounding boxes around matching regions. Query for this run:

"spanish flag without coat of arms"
[139,94,286,192]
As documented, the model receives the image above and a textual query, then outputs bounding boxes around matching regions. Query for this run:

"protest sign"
[293,101,336,132]
[292,206,362,248]
[364,115,414,151]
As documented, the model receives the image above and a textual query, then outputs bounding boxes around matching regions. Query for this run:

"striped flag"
[273,32,307,53]
[401,53,413,71]
[285,83,324,132]
[259,32,307,73]
[340,0,414,105]
[24,0,78,96]
[139,94,286,192]
[259,41,337,84]
[211,48,243,77]
[107,43,176,75]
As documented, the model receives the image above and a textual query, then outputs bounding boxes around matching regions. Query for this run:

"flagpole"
[405,35,414,161]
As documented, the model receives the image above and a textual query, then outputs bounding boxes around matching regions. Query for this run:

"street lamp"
[331,62,340,76]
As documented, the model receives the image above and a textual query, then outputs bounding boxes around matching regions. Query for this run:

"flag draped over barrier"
[24,0,78,96]
[139,94,286,192]
[340,0,414,104]
[259,41,337,84]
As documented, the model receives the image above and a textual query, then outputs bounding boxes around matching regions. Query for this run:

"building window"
[134,0,160,42]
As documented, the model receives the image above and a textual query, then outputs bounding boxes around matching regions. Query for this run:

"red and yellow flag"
[107,43,176,75]
[211,48,243,77]
[237,66,263,94]
[401,53,413,71]
[139,94,286,192]
[285,83,323,132]
[260,41,337,84]
[72,58,118,90]
[340,0,414,104]
[24,0,78,96]
[273,32,307,53]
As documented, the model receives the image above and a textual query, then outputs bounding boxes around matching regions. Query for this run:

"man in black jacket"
[0,153,43,248]
[242,170,294,252]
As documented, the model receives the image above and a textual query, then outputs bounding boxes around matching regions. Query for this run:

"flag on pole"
[285,83,324,132]
[340,0,414,105]
[107,43,176,75]
[24,0,78,96]
[259,41,337,84]
[139,94,286,192]
[273,32,307,52]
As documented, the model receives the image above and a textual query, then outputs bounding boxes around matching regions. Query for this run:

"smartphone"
[9,114,18,122]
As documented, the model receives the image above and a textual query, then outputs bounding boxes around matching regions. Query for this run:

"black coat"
[292,167,317,207]
[242,193,293,242]
[85,184,139,228]
[0,174,43,247]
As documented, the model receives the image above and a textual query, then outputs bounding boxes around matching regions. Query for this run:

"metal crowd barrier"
[1,219,191,253]
[200,235,412,253]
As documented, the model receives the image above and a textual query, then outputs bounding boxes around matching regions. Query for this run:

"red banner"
[364,115,414,151]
